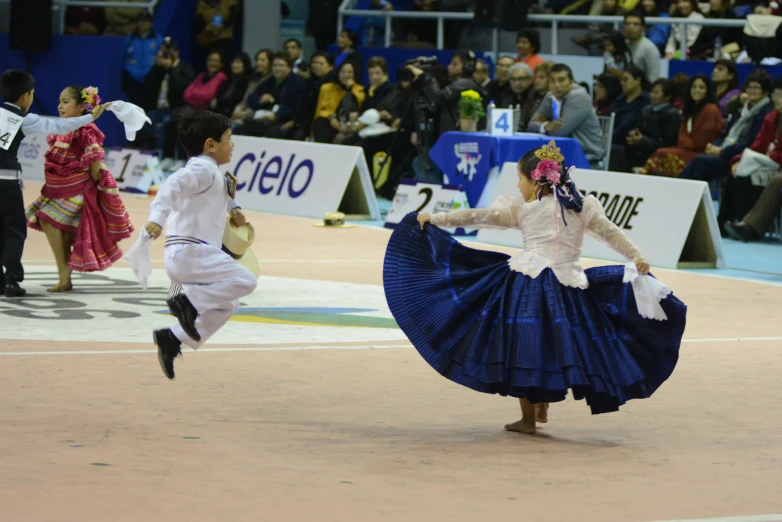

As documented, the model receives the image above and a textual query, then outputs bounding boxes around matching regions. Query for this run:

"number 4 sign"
[490,108,514,137]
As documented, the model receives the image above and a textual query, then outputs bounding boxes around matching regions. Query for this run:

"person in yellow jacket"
[312,61,366,143]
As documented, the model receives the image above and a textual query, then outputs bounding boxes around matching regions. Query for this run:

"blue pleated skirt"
[383,213,687,415]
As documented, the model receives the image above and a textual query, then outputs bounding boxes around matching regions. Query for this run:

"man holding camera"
[137,38,195,161]
[405,51,487,182]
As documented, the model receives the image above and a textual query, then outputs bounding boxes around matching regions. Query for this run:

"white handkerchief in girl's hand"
[124,229,154,289]
[106,100,152,141]
[623,262,672,321]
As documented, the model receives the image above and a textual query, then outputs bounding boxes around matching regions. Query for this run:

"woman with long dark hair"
[642,74,724,177]
[213,52,251,117]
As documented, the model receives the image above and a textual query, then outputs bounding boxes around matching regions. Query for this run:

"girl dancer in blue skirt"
[383,141,687,434]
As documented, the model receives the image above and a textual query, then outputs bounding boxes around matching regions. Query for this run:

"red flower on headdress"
[531,159,561,185]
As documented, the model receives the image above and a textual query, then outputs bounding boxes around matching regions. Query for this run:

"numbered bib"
[0,108,24,151]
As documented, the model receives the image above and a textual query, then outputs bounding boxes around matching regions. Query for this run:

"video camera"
[404,56,439,73]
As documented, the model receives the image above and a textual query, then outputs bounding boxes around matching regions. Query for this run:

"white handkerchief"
[623,262,672,321]
[106,100,152,141]
[124,229,154,289]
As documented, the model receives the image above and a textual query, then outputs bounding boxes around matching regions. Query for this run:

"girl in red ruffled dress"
[26,85,134,292]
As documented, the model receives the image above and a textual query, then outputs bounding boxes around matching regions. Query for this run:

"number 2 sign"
[384,179,467,229]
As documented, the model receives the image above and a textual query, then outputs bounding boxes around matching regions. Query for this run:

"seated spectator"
[680,69,773,183]
[609,66,651,154]
[240,53,306,138]
[593,73,622,116]
[184,51,228,111]
[643,74,724,177]
[285,39,305,73]
[724,172,782,242]
[334,29,363,81]
[138,38,195,161]
[337,57,395,144]
[282,53,338,141]
[603,30,634,73]
[528,64,606,165]
[641,0,672,55]
[474,60,491,89]
[665,0,704,59]
[624,11,661,83]
[104,1,144,36]
[688,0,743,60]
[521,61,555,132]
[213,52,252,118]
[712,59,741,118]
[231,49,274,126]
[718,78,782,230]
[619,78,682,171]
[487,56,516,109]
[121,12,164,107]
[515,29,545,71]
[312,61,366,143]
[507,63,535,126]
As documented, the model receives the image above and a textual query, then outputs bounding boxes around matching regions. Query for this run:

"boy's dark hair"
[177,109,232,158]
[0,70,35,104]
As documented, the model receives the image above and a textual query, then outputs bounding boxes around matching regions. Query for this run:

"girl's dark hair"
[605,30,632,63]
[517,148,584,215]
[517,148,565,182]
[713,58,739,91]
[177,108,232,158]
[683,74,716,119]
[66,85,89,114]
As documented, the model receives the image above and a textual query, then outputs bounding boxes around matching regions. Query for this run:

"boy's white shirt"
[125,155,239,288]
[148,155,240,248]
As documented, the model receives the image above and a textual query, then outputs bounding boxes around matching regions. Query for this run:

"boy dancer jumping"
[144,109,257,379]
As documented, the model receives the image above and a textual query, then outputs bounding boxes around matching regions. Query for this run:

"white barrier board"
[475,163,726,269]
[224,136,380,220]
[384,179,475,235]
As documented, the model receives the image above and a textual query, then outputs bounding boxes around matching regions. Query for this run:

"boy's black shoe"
[154,329,182,380]
[166,293,201,341]
[4,282,27,298]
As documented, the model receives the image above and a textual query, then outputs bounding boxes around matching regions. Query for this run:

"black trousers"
[0,180,27,285]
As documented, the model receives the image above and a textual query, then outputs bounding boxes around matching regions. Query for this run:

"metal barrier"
[0,0,159,35]
[337,0,748,60]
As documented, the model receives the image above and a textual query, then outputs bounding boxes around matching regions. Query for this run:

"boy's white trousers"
[164,243,257,349]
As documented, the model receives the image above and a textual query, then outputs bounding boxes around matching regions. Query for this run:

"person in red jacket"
[183,51,228,111]
[718,78,782,232]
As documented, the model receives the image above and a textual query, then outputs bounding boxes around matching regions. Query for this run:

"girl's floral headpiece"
[531,141,564,186]
[528,140,584,226]
[81,86,101,112]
